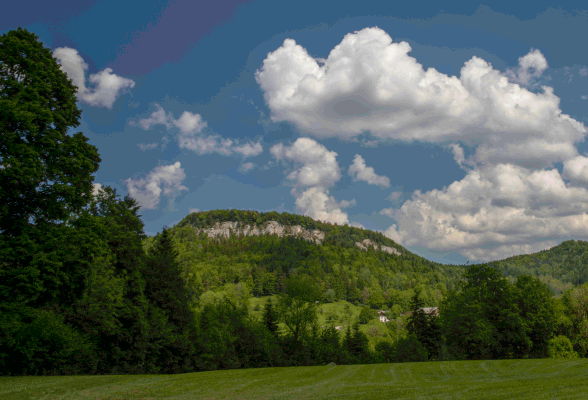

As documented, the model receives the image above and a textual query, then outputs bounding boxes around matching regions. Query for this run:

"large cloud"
[257,26,588,262]
[131,103,263,158]
[382,162,588,262]
[255,26,586,171]
[270,137,354,225]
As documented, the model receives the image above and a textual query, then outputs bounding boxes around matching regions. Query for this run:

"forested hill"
[141,209,467,311]
[141,210,584,311]
[483,239,588,294]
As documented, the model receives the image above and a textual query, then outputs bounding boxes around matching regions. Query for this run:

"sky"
[3,0,588,266]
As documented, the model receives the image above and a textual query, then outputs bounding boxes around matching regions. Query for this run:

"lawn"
[1,358,586,399]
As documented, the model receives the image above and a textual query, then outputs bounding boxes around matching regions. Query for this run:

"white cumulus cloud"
[348,154,390,187]
[383,162,588,262]
[270,137,354,225]
[52,47,135,109]
[131,103,263,158]
[257,26,588,263]
[255,27,586,171]
[122,161,188,210]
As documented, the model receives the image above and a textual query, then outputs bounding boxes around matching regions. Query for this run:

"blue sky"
[3,1,588,265]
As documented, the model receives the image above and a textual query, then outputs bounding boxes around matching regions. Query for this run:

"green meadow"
[1,358,586,400]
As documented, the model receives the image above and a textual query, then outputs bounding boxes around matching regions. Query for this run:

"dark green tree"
[142,226,198,373]
[144,226,194,330]
[262,297,280,338]
[348,320,371,363]
[439,265,530,361]
[406,288,442,360]
[0,27,101,375]
[0,27,101,238]
[62,186,170,374]
[393,333,428,363]
[514,274,558,358]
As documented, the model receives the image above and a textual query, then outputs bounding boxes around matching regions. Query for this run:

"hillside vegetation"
[140,209,582,314]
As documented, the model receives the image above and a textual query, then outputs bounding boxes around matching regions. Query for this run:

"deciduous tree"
[276,273,320,342]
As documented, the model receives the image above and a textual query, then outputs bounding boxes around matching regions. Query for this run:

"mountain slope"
[141,209,585,310]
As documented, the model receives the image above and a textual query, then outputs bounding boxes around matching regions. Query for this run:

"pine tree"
[349,320,371,363]
[262,297,280,337]
[406,288,440,360]
[144,226,194,331]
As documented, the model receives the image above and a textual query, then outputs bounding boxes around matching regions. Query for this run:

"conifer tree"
[144,226,194,331]
[263,297,280,337]
[406,288,429,347]
[349,320,371,362]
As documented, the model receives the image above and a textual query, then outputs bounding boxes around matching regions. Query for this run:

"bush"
[375,340,396,363]
[324,289,336,303]
[393,333,429,363]
[8,308,98,376]
[358,306,376,324]
[548,335,579,359]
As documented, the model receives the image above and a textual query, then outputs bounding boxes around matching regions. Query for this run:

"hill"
[140,209,584,312]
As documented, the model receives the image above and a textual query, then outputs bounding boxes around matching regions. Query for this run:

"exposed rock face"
[191,221,401,256]
[191,220,325,245]
[355,238,402,256]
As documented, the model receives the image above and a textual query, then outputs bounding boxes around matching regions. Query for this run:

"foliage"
[438,265,530,360]
[6,308,98,376]
[393,333,429,363]
[275,273,321,342]
[0,27,101,240]
[547,335,579,359]
[324,288,336,303]
[358,305,377,324]
[262,297,280,338]
[406,288,442,360]
[514,274,558,358]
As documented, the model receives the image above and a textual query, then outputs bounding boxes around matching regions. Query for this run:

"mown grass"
[1,358,587,399]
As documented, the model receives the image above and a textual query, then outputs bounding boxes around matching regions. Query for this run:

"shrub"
[393,333,429,363]
[8,308,98,376]
[324,289,336,303]
[358,306,376,324]
[548,335,579,359]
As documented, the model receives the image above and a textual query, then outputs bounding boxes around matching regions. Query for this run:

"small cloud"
[233,142,263,158]
[132,103,262,158]
[122,161,188,210]
[380,208,396,218]
[189,208,200,214]
[387,191,403,201]
[348,154,390,187]
[138,143,159,151]
[52,47,135,109]
[239,162,255,173]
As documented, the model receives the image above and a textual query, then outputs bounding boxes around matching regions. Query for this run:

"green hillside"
[140,209,584,313]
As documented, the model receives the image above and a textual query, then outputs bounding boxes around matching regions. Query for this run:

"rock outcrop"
[191,221,401,256]
[355,239,402,256]
[191,220,325,245]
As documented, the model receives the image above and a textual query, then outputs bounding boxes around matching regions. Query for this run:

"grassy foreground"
[1,358,587,399]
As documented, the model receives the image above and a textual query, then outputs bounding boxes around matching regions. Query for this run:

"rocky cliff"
[190,221,401,256]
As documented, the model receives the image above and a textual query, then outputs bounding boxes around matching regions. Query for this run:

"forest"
[1,26,587,377]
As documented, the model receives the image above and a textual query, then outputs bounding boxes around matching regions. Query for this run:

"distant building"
[377,310,389,323]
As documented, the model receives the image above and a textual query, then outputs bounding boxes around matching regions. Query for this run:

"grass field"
[1,358,587,399]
